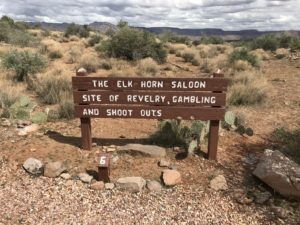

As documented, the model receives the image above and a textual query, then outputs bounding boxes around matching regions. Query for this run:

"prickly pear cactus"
[31,112,47,124]
[245,128,254,136]
[19,96,31,107]
[236,125,246,135]
[224,111,236,126]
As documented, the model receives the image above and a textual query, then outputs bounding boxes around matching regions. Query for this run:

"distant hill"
[27,21,300,41]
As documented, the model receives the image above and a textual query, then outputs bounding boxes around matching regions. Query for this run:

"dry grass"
[136,57,159,76]
[77,53,99,74]
[64,45,84,64]
[0,79,23,108]
[227,71,269,106]
[251,49,270,61]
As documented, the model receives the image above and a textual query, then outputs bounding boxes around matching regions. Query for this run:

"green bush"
[0,16,38,47]
[289,37,300,51]
[48,50,63,59]
[1,50,47,81]
[181,52,195,62]
[229,48,258,67]
[199,36,224,45]
[251,34,279,51]
[64,23,90,38]
[88,34,102,46]
[100,27,167,64]
[160,32,190,44]
[273,126,300,164]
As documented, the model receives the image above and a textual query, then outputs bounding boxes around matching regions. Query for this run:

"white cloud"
[0,0,299,30]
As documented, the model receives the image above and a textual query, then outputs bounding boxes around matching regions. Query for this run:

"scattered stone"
[254,191,272,204]
[117,144,166,157]
[92,142,97,147]
[44,161,67,178]
[18,130,27,136]
[209,175,228,191]
[237,196,253,205]
[253,149,300,199]
[78,173,93,183]
[117,177,146,193]
[17,120,32,128]
[147,180,162,192]
[24,124,39,133]
[271,206,288,219]
[23,158,44,175]
[90,181,105,190]
[158,158,170,167]
[112,155,119,164]
[105,183,115,190]
[106,147,115,152]
[65,180,74,187]
[60,173,72,180]
[162,169,182,186]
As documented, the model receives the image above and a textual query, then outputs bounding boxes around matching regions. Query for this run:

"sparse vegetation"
[99,26,167,64]
[58,98,74,119]
[77,55,99,73]
[32,69,72,104]
[1,50,47,82]
[64,23,90,38]
[136,58,159,76]
[88,34,102,47]
[229,48,259,67]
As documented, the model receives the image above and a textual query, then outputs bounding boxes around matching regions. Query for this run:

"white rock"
[117,177,146,193]
[105,183,115,190]
[147,180,162,192]
[78,173,93,183]
[23,124,39,133]
[209,175,228,191]
[23,158,44,175]
[60,173,72,180]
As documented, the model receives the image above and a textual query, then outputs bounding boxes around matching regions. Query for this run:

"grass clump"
[77,55,99,73]
[88,34,102,47]
[99,26,167,64]
[136,58,158,76]
[227,72,268,106]
[48,49,63,60]
[229,48,259,67]
[33,69,72,104]
[1,49,47,82]
[58,98,74,119]
[0,81,23,108]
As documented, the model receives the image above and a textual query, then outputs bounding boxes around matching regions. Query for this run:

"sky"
[0,0,299,31]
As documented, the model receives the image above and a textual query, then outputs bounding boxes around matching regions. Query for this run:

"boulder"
[117,177,146,193]
[78,173,93,183]
[147,180,162,192]
[117,144,166,157]
[91,181,105,190]
[162,169,182,186]
[105,183,115,190]
[158,158,170,167]
[253,149,300,199]
[44,161,67,178]
[209,175,228,191]
[23,158,44,175]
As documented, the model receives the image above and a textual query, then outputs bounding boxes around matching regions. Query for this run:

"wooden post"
[76,70,92,150]
[98,153,110,182]
[207,72,224,160]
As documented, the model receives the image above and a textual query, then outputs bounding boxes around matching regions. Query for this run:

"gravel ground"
[0,162,276,225]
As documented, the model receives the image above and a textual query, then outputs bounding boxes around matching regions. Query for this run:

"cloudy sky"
[0,0,299,30]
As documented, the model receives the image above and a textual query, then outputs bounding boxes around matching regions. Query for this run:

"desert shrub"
[229,48,258,67]
[77,55,99,73]
[88,34,102,46]
[99,60,112,70]
[48,50,63,59]
[0,81,22,108]
[289,37,300,51]
[41,29,51,37]
[33,70,72,104]
[200,58,213,73]
[100,26,167,64]
[251,34,279,51]
[272,126,300,164]
[199,36,224,45]
[64,23,90,38]
[227,72,267,106]
[160,32,190,44]
[0,16,38,47]
[181,50,195,63]
[65,46,82,64]
[199,45,219,58]
[137,58,158,76]
[58,98,74,119]
[191,58,200,66]
[1,50,47,82]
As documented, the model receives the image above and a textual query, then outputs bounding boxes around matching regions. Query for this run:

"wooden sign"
[72,72,228,161]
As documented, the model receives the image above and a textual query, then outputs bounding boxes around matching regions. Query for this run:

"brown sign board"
[72,77,227,92]
[72,73,228,161]
[75,105,225,120]
[73,91,226,106]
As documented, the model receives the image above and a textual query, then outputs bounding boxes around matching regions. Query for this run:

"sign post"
[98,153,110,182]
[72,74,228,160]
